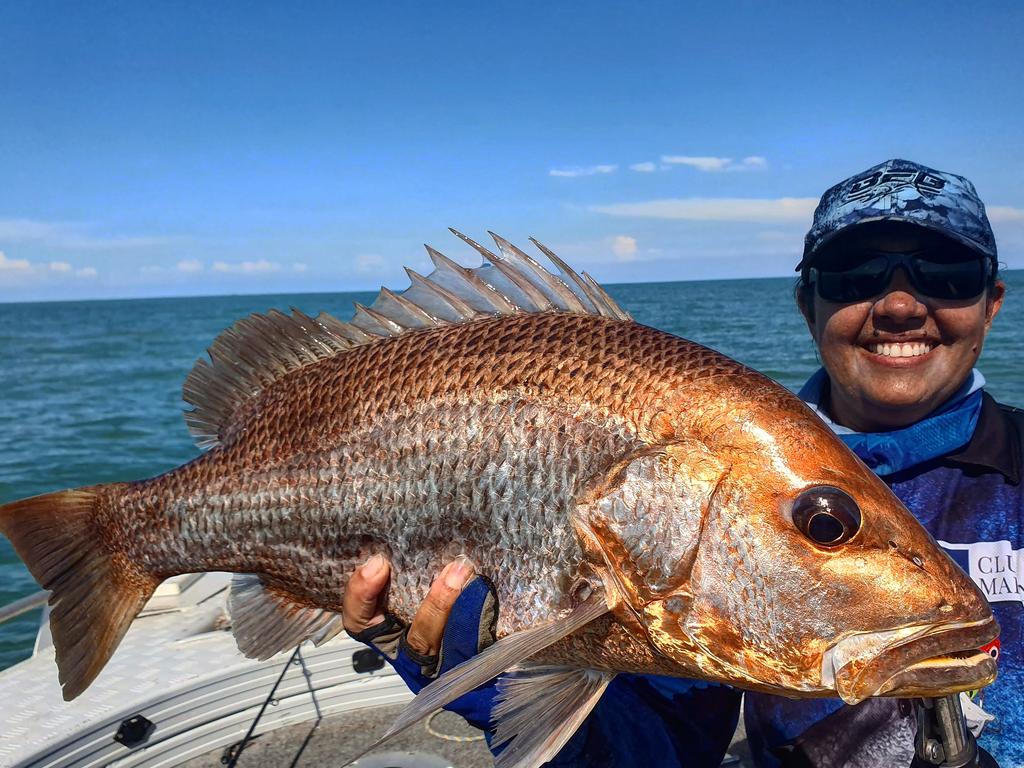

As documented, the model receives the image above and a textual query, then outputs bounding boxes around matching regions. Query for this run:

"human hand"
[342,554,499,730]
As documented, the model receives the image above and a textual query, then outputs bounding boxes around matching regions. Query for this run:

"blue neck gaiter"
[799,368,985,476]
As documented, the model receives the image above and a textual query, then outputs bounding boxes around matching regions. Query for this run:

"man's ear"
[984,280,1006,332]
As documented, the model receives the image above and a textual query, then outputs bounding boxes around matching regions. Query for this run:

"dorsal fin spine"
[379,286,440,327]
[582,271,628,318]
[425,245,517,314]
[489,232,588,313]
[405,267,480,319]
[487,257,556,311]
[316,312,376,344]
[354,302,405,335]
[448,228,500,262]
[529,237,604,316]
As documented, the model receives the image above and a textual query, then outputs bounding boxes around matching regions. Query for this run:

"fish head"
[580,392,997,703]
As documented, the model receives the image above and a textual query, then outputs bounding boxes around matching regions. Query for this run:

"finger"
[342,554,391,634]
[404,556,476,657]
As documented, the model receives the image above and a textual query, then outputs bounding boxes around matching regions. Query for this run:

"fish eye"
[791,486,862,547]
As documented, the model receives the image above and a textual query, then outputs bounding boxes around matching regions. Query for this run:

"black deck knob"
[113,714,155,748]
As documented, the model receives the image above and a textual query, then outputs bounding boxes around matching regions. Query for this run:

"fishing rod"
[911,695,997,768]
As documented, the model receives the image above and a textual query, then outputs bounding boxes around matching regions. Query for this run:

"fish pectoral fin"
[345,589,610,765]
[227,574,343,661]
[491,665,615,768]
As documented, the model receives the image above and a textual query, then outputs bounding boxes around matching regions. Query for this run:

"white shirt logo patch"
[940,540,1024,603]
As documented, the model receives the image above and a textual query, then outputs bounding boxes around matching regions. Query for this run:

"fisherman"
[742,158,1023,767]
[343,158,1023,766]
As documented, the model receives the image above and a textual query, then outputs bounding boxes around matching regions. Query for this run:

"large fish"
[0,232,997,766]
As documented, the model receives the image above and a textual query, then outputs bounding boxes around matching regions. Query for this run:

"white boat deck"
[0,573,750,767]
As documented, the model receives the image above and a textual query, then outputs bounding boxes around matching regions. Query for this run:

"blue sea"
[2,274,1023,670]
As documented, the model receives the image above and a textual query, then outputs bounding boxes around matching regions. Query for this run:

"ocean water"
[1,273,1022,670]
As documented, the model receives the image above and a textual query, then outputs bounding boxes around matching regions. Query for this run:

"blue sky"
[1,1,1022,301]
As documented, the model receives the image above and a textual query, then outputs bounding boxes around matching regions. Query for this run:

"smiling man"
[744,159,1024,767]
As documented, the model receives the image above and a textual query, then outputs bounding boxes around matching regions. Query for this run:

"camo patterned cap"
[797,158,997,271]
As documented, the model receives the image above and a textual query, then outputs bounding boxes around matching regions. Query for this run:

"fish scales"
[206,312,740,466]
[104,314,728,632]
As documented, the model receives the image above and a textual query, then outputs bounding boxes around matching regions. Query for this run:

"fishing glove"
[347,575,499,731]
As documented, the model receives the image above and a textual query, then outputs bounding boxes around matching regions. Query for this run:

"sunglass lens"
[913,258,986,300]
[816,255,890,302]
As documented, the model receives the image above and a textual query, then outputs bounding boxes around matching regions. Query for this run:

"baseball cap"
[797,158,997,271]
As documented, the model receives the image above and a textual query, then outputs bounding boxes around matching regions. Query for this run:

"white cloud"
[661,155,733,172]
[735,156,768,170]
[610,235,638,261]
[0,250,101,280]
[176,259,203,273]
[212,260,281,274]
[592,196,818,223]
[292,263,308,273]
[548,155,766,177]
[0,251,31,271]
[988,205,1024,223]
[354,253,386,274]
[549,164,618,178]
[660,155,768,173]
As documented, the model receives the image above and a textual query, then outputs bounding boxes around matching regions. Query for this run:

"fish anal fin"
[227,574,343,661]
[183,234,632,450]
[492,666,615,768]
[0,486,157,700]
[346,589,610,765]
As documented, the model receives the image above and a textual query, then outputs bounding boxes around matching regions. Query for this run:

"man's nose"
[872,267,928,322]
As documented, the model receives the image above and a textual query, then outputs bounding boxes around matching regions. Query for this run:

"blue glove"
[347,575,499,731]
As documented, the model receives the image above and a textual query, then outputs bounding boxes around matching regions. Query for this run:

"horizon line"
[0,270,810,306]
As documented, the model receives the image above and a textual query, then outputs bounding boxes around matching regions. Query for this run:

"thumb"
[342,554,392,634]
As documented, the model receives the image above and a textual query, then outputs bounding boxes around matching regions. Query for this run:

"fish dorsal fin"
[491,666,615,768]
[183,308,359,449]
[183,233,631,449]
[227,574,344,660]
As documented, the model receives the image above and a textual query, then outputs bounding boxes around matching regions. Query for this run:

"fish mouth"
[821,617,998,704]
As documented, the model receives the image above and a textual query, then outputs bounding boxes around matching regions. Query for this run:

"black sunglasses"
[809,249,993,303]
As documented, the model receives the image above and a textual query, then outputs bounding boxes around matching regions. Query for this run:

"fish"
[0,231,998,767]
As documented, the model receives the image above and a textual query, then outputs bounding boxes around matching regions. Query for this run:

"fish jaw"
[822,616,999,704]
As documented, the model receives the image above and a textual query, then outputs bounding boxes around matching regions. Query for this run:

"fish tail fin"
[0,486,156,700]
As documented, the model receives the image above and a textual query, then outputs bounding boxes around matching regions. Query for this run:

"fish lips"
[824,617,999,704]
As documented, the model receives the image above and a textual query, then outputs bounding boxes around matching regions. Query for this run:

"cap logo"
[845,169,946,204]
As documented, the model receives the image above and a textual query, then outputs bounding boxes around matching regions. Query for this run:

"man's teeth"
[868,342,934,358]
